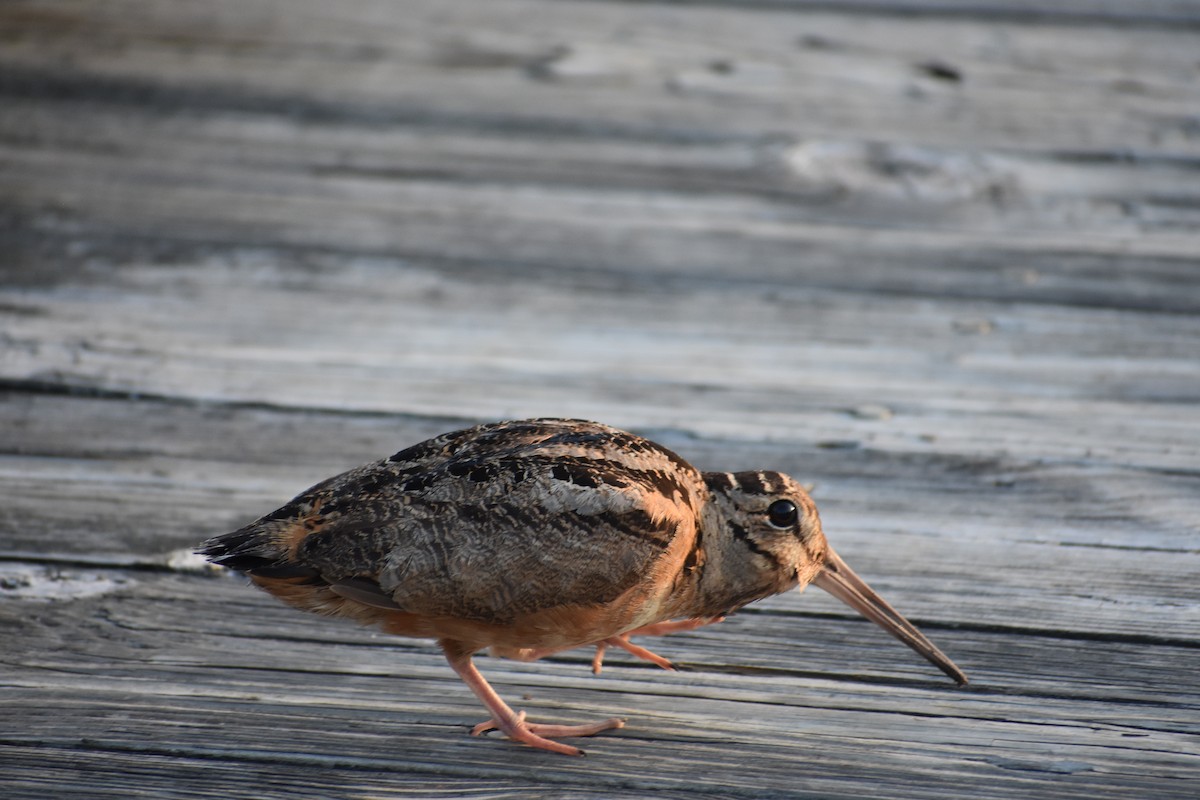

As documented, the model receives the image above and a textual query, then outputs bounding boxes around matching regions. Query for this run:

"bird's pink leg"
[442,642,624,756]
[593,636,674,674]
[591,616,726,674]
[625,615,726,638]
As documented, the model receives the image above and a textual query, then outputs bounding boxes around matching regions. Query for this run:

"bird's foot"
[592,636,675,674]
[591,615,726,673]
[471,710,625,756]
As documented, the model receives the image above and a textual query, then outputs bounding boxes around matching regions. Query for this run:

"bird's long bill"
[812,548,968,685]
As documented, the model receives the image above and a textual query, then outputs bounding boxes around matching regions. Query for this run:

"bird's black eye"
[766,499,799,529]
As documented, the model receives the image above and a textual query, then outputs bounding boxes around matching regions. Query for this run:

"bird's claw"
[471,710,624,755]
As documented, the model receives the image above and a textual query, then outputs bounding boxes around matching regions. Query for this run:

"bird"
[199,418,967,756]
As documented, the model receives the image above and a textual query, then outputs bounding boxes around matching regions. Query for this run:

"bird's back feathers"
[199,418,705,629]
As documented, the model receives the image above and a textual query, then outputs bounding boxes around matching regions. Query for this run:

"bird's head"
[704,470,968,686]
[702,470,830,589]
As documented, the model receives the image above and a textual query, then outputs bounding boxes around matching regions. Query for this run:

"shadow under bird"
[199,418,967,755]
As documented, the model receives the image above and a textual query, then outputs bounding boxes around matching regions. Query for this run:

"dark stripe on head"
[734,471,770,495]
[728,520,783,569]
[703,472,735,493]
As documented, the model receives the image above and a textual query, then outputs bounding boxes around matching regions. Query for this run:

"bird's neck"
[664,505,799,619]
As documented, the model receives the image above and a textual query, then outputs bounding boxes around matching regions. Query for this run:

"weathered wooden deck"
[2,1,1199,797]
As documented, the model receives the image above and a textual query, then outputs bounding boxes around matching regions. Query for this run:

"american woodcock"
[199,418,967,756]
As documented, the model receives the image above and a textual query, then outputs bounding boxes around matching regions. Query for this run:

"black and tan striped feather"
[201,419,708,625]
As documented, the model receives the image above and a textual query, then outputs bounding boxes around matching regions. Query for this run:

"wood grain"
[2,0,1198,797]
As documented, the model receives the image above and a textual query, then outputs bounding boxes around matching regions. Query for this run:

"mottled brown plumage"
[200,418,966,755]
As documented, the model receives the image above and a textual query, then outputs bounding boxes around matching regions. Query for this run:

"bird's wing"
[287,419,704,624]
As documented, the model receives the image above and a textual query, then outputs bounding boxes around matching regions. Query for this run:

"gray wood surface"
[2,1,1198,797]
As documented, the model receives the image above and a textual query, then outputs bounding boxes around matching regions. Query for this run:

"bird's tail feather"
[196,524,318,579]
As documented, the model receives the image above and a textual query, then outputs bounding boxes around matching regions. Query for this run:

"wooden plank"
[3,0,1200,272]
[2,0,1199,155]
[4,95,1200,247]
[3,259,1198,464]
